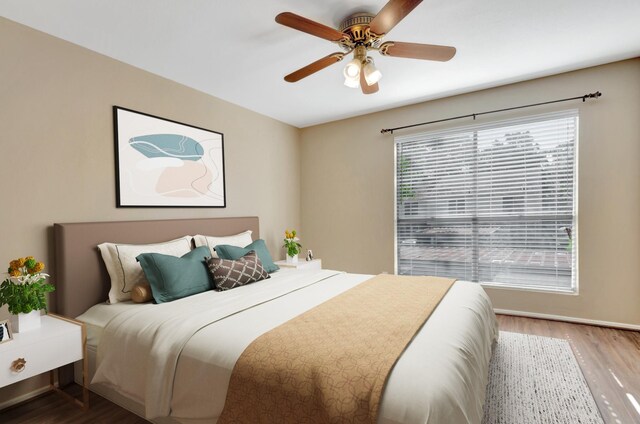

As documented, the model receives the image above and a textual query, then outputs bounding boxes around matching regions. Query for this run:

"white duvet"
[88,269,498,424]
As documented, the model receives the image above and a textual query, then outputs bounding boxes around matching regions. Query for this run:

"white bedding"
[80,269,498,424]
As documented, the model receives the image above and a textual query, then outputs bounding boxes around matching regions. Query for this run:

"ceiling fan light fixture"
[363,58,382,86]
[344,75,360,88]
[343,58,361,79]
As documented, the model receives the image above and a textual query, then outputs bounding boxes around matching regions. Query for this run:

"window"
[395,111,577,292]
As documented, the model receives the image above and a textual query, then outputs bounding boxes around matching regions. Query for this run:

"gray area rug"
[482,331,604,424]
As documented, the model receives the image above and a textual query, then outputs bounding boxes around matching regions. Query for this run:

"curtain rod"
[380,91,602,135]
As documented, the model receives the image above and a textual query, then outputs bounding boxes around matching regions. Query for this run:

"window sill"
[474,281,578,295]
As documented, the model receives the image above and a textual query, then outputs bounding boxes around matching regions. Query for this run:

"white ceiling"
[2,1,640,128]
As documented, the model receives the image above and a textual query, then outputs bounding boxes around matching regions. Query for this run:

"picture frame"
[0,319,13,344]
[113,106,226,208]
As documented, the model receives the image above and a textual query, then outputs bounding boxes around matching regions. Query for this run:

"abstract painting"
[113,107,225,207]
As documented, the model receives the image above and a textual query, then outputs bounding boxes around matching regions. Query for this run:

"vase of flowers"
[0,257,54,333]
[283,230,302,264]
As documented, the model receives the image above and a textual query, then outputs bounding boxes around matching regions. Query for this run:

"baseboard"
[0,385,50,411]
[494,308,640,331]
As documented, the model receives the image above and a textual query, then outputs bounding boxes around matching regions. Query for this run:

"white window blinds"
[395,110,577,292]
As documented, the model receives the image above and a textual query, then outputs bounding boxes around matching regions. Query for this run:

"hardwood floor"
[1,314,639,423]
[0,384,148,423]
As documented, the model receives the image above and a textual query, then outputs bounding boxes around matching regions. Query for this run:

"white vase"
[10,310,42,333]
[286,254,299,265]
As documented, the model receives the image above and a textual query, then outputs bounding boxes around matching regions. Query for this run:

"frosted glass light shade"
[363,59,382,85]
[344,75,360,88]
[343,58,361,79]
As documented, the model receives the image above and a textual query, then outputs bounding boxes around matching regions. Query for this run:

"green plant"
[0,257,55,314]
[283,229,302,257]
[398,155,416,202]
[564,227,573,252]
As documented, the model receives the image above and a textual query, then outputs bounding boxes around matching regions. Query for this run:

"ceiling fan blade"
[276,12,346,42]
[284,53,345,83]
[360,70,379,95]
[379,41,456,61]
[369,0,423,36]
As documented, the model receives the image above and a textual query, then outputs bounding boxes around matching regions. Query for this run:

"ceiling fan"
[275,0,456,95]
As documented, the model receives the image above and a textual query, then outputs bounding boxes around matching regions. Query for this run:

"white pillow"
[193,230,253,258]
[98,236,192,304]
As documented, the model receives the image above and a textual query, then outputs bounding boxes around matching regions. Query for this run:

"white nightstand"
[0,313,88,409]
[275,259,322,271]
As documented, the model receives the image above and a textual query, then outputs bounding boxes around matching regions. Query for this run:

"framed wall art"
[113,106,226,208]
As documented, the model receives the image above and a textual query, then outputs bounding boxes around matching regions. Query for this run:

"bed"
[54,217,498,424]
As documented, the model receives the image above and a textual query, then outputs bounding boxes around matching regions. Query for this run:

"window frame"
[393,110,579,294]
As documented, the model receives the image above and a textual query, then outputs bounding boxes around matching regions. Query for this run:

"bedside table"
[0,313,88,409]
[275,259,322,271]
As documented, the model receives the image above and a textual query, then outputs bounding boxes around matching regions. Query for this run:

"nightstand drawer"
[0,320,82,387]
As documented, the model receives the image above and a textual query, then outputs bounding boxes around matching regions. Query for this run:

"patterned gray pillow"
[206,250,270,291]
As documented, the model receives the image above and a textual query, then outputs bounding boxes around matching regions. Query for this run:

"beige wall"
[301,58,640,327]
[0,18,301,402]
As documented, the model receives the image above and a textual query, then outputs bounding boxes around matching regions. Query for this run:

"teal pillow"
[215,239,279,273]
[136,246,213,303]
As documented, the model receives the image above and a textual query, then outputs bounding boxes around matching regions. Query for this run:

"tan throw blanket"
[218,274,456,424]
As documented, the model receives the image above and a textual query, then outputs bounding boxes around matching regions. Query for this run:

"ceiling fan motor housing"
[338,13,381,49]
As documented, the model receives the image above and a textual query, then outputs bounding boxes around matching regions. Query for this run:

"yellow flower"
[284,229,300,240]
[7,257,44,276]
[32,262,45,273]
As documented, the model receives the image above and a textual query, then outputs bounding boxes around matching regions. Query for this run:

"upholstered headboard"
[53,217,259,318]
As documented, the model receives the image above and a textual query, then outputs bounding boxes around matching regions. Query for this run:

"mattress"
[77,268,498,424]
